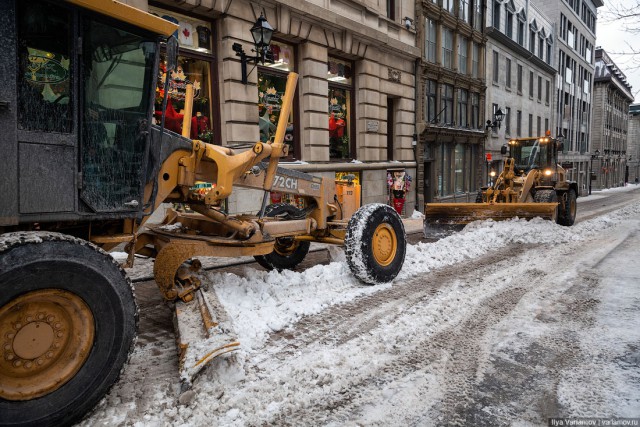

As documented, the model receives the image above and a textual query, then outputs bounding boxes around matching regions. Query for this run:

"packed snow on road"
[84,187,640,426]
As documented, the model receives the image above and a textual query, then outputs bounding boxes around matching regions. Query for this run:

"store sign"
[262,87,282,112]
[562,162,573,170]
[26,50,68,84]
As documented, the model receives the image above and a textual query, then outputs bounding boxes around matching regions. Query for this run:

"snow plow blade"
[174,288,239,390]
[424,202,558,230]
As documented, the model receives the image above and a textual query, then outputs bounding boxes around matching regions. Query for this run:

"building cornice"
[276,0,422,58]
[486,26,556,76]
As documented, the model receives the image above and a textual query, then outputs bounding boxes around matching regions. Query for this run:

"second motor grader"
[424,132,578,233]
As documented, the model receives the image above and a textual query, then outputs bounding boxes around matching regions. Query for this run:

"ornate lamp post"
[232,13,275,84]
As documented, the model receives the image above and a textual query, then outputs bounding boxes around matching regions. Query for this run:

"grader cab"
[0,1,406,426]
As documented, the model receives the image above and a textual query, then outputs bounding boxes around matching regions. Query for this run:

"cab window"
[17,0,72,133]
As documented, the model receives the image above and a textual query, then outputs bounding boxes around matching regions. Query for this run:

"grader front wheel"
[0,232,137,427]
[254,203,311,271]
[345,204,406,284]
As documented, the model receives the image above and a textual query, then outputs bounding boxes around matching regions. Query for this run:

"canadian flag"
[179,22,194,47]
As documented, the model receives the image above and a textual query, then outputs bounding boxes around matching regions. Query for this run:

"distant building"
[536,0,602,195]
[485,0,556,178]
[417,0,487,204]
[591,48,634,189]
[627,104,640,184]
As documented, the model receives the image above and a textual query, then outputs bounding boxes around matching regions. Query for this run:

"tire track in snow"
[248,249,541,426]
[259,245,532,364]
[252,237,606,426]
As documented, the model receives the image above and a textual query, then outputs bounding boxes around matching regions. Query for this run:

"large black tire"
[534,189,559,221]
[344,203,406,284]
[557,189,577,226]
[254,203,311,271]
[0,232,137,427]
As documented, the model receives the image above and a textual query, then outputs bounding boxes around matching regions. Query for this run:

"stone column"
[218,12,261,146]
[299,42,329,161]
[357,58,382,161]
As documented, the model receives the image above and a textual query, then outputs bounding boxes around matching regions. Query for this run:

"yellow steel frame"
[65,0,179,36]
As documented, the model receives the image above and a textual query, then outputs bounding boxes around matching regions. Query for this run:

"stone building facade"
[536,0,602,196]
[417,0,487,204]
[125,0,420,215]
[591,49,634,189]
[484,0,556,177]
[629,104,640,184]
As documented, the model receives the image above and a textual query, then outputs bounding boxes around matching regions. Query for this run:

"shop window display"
[152,7,214,142]
[155,54,213,141]
[387,170,412,215]
[328,58,353,160]
[258,40,296,158]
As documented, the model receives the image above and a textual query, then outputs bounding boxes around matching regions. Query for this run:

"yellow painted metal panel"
[424,202,558,225]
[65,0,178,36]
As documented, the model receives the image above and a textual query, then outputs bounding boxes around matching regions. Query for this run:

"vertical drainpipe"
[525,0,530,49]
[551,22,557,139]
[414,57,420,212]
[414,1,424,212]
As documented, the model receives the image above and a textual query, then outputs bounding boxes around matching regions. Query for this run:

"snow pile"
[410,209,424,219]
[110,251,129,263]
[210,201,640,355]
[209,262,384,352]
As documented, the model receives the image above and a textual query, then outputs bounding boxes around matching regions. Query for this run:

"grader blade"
[174,288,239,389]
[424,202,558,230]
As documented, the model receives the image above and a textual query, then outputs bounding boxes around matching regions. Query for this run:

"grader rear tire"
[254,203,311,271]
[0,232,137,427]
[557,189,577,226]
[344,203,406,284]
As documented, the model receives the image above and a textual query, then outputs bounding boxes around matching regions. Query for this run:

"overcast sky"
[595,1,639,103]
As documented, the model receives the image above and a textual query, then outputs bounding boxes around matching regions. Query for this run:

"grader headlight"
[544,169,553,176]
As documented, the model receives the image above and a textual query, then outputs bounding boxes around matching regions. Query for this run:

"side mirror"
[166,36,178,72]
[557,142,564,152]
[500,145,507,155]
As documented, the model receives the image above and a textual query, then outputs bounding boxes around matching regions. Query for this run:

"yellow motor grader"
[424,132,578,232]
[0,1,406,425]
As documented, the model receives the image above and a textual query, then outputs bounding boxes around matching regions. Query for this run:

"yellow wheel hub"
[0,289,95,401]
[372,223,397,267]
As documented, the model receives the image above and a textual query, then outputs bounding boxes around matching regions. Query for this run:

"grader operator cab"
[0,1,407,425]
[424,132,578,232]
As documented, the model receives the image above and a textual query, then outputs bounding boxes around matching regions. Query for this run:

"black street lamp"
[232,13,275,84]
[485,107,505,130]
[589,149,600,195]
